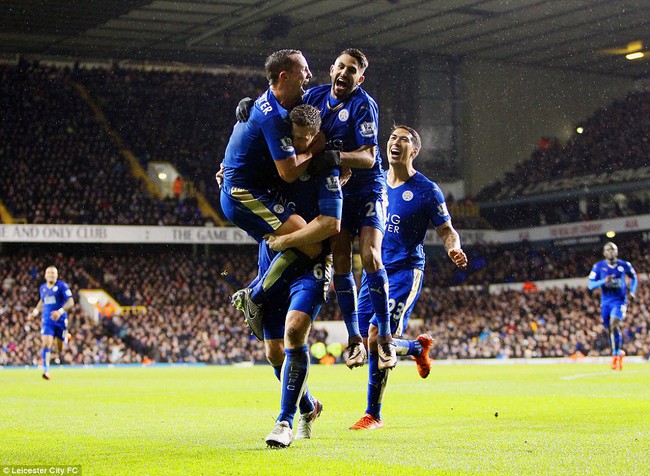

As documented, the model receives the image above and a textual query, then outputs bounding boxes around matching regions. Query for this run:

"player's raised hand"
[448,248,468,269]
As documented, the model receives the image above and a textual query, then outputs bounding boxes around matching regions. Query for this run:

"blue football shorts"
[601,300,627,328]
[220,186,294,243]
[358,268,424,338]
[41,318,68,341]
[341,185,387,237]
[262,255,333,341]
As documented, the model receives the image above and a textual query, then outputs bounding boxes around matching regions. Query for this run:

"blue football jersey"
[303,84,384,191]
[383,172,450,271]
[39,279,72,324]
[222,89,295,189]
[589,259,637,304]
[259,168,343,274]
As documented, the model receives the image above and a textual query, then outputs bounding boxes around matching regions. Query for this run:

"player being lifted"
[220,49,329,340]
[588,242,638,371]
[28,266,74,380]
[235,48,395,369]
[349,125,467,430]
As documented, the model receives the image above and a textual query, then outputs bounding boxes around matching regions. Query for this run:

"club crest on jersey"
[338,109,349,122]
[359,121,376,138]
[618,265,624,272]
[402,190,414,201]
[299,172,310,181]
[325,175,340,192]
[53,286,58,292]
[273,204,285,214]
[280,137,294,153]
[437,202,449,217]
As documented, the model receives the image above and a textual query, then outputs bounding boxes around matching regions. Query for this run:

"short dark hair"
[339,48,368,71]
[391,124,422,152]
[265,49,302,85]
[290,104,321,129]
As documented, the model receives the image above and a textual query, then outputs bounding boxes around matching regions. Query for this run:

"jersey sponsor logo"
[437,202,449,217]
[44,296,57,304]
[273,204,285,214]
[280,137,295,153]
[402,190,413,201]
[325,175,340,192]
[359,121,376,138]
[338,109,349,122]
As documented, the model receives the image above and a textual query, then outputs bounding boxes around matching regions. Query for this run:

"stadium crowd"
[2,241,647,367]
[0,62,207,225]
[478,90,650,228]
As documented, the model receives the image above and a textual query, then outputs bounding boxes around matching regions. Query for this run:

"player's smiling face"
[286,54,312,100]
[387,128,417,166]
[329,54,365,99]
[44,267,58,285]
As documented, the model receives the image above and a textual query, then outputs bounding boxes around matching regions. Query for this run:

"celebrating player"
[349,125,467,430]
[28,266,74,380]
[588,242,638,370]
[302,48,395,370]
[255,105,343,447]
[221,49,327,339]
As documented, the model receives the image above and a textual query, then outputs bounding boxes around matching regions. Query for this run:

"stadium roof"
[2,0,650,78]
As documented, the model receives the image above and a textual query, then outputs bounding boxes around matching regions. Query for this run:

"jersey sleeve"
[60,281,73,301]
[426,183,451,228]
[588,263,600,280]
[317,168,343,219]
[352,98,379,150]
[258,111,295,161]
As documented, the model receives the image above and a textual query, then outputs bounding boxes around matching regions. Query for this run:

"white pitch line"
[561,369,642,380]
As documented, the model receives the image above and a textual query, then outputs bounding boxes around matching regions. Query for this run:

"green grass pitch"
[1,362,649,475]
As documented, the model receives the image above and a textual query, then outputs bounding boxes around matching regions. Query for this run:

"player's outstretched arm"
[340,145,375,169]
[436,221,467,269]
[29,300,44,320]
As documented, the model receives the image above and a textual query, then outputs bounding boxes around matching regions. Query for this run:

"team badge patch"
[280,137,294,153]
[326,175,341,192]
[402,190,413,201]
[338,109,349,122]
[273,204,285,214]
[359,121,376,138]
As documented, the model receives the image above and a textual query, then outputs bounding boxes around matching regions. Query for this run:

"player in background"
[302,48,394,370]
[221,49,331,340]
[257,105,343,447]
[28,266,74,380]
[349,125,467,430]
[588,242,638,370]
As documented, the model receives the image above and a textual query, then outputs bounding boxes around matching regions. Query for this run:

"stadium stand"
[2,240,647,366]
[477,90,650,229]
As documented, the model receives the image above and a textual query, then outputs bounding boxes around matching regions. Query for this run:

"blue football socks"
[367,268,390,337]
[334,273,360,337]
